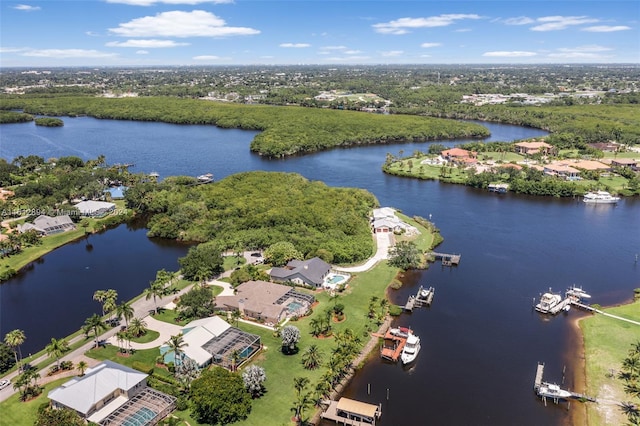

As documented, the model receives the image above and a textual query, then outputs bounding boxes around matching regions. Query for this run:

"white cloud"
[344,50,362,54]
[109,10,260,38]
[13,4,41,11]
[381,50,403,57]
[106,0,232,5]
[373,14,481,35]
[504,16,534,25]
[0,47,27,53]
[483,51,537,57]
[106,39,189,48]
[85,31,100,37]
[136,50,149,54]
[193,55,223,60]
[582,25,631,32]
[548,45,613,59]
[321,45,347,51]
[279,43,311,48]
[324,56,370,62]
[455,28,472,33]
[531,16,598,31]
[21,49,118,58]
[421,42,441,48]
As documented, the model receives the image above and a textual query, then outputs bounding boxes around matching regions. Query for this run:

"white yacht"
[583,191,620,204]
[400,333,421,365]
[537,382,573,400]
[535,292,562,314]
[566,285,591,300]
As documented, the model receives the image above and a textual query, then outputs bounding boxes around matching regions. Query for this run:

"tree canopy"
[190,368,252,425]
[131,171,378,264]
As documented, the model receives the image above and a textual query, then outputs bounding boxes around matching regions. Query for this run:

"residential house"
[514,141,554,156]
[159,316,261,371]
[48,360,175,425]
[610,158,639,172]
[216,280,316,325]
[571,160,611,174]
[543,163,581,181]
[441,148,477,165]
[74,200,116,217]
[371,207,419,235]
[270,257,331,288]
[17,215,75,236]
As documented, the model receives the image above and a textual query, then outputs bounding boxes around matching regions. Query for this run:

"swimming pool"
[324,273,350,289]
[122,406,157,426]
[286,301,305,313]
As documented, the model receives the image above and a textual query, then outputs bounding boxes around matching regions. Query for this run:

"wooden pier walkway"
[427,252,461,266]
[533,362,596,404]
[534,362,545,391]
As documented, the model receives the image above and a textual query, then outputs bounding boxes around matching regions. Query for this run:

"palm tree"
[166,333,188,367]
[230,309,242,327]
[293,376,309,398]
[128,317,147,338]
[103,289,118,320]
[116,302,134,328]
[301,345,323,370]
[84,314,107,347]
[145,281,165,314]
[309,318,321,337]
[620,401,640,423]
[77,360,88,376]
[230,349,241,372]
[45,337,69,370]
[4,329,26,368]
[115,331,126,353]
[93,290,107,316]
[292,377,310,424]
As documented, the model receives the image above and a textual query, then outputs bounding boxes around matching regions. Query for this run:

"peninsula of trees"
[0,96,489,157]
[125,171,378,264]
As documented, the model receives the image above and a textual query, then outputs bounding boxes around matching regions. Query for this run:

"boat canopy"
[336,397,379,418]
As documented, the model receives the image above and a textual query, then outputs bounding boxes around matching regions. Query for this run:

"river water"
[1,117,638,425]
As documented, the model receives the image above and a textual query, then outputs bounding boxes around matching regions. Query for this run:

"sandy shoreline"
[569,315,588,426]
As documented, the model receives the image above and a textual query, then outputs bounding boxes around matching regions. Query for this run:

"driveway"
[106,316,182,350]
[334,232,394,273]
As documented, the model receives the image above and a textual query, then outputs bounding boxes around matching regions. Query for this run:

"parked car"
[0,379,10,390]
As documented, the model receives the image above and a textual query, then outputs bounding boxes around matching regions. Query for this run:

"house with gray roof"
[48,360,175,425]
[74,200,116,217]
[269,257,331,288]
[17,214,75,236]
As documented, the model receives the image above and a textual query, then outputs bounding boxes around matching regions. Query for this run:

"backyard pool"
[323,273,350,289]
[286,300,305,314]
[122,406,157,426]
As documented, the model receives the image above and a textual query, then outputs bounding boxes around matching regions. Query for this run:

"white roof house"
[17,214,75,236]
[48,360,147,421]
[73,200,116,217]
[160,316,231,367]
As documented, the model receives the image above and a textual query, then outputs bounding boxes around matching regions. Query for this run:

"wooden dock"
[373,328,408,362]
[427,252,461,266]
[533,362,596,403]
[320,398,382,425]
[404,285,434,311]
[534,362,545,391]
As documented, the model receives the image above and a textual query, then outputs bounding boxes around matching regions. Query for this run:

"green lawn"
[129,329,160,344]
[580,300,640,426]
[0,377,69,426]
[86,345,172,380]
[478,151,525,163]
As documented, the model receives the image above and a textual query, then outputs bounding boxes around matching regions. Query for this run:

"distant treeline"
[0,110,33,124]
[392,103,640,145]
[0,96,489,157]
[125,171,377,264]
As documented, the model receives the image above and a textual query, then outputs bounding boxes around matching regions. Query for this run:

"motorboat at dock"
[583,190,620,204]
[400,333,421,365]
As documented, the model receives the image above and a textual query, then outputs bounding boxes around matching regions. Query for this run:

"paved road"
[334,232,393,273]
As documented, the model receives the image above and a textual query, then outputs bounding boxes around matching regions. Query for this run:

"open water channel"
[1,117,638,425]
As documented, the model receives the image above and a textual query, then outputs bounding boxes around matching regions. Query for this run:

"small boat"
[149,171,160,178]
[537,382,573,400]
[566,285,591,299]
[389,326,411,338]
[401,333,421,365]
[583,191,620,204]
[197,173,214,183]
[535,291,562,314]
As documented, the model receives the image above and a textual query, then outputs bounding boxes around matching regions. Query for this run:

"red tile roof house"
[610,158,640,172]
[441,148,477,166]
[514,141,555,156]
[543,163,581,181]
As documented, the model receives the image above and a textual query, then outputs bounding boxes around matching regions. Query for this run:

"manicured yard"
[0,377,69,426]
[580,300,640,426]
[130,329,160,344]
[86,345,173,380]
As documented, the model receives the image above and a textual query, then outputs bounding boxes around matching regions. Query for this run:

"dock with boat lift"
[320,397,382,425]
[427,252,461,266]
[533,362,596,404]
[404,285,434,311]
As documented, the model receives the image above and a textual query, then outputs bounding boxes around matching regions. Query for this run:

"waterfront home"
[371,207,419,235]
[441,148,477,165]
[74,200,116,217]
[514,141,554,156]
[17,214,75,236]
[159,316,261,370]
[571,159,611,174]
[543,163,581,181]
[610,158,639,172]
[216,280,316,324]
[48,360,176,425]
[270,257,331,288]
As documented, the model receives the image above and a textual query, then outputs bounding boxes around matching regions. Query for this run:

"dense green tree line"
[126,171,378,264]
[0,111,33,124]
[0,96,489,157]
[392,103,640,145]
[34,117,64,127]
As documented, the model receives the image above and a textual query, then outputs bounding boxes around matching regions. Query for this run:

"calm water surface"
[1,118,638,425]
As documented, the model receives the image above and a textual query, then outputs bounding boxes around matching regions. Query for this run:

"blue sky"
[1,0,638,67]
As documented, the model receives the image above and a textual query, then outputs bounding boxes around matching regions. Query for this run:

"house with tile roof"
[17,214,75,236]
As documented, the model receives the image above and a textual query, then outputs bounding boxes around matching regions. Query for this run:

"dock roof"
[336,397,379,418]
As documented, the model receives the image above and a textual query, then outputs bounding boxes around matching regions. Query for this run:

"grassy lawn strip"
[129,329,160,344]
[0,377,69,426]
[580,300,640,426]
[85,345,173,381]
